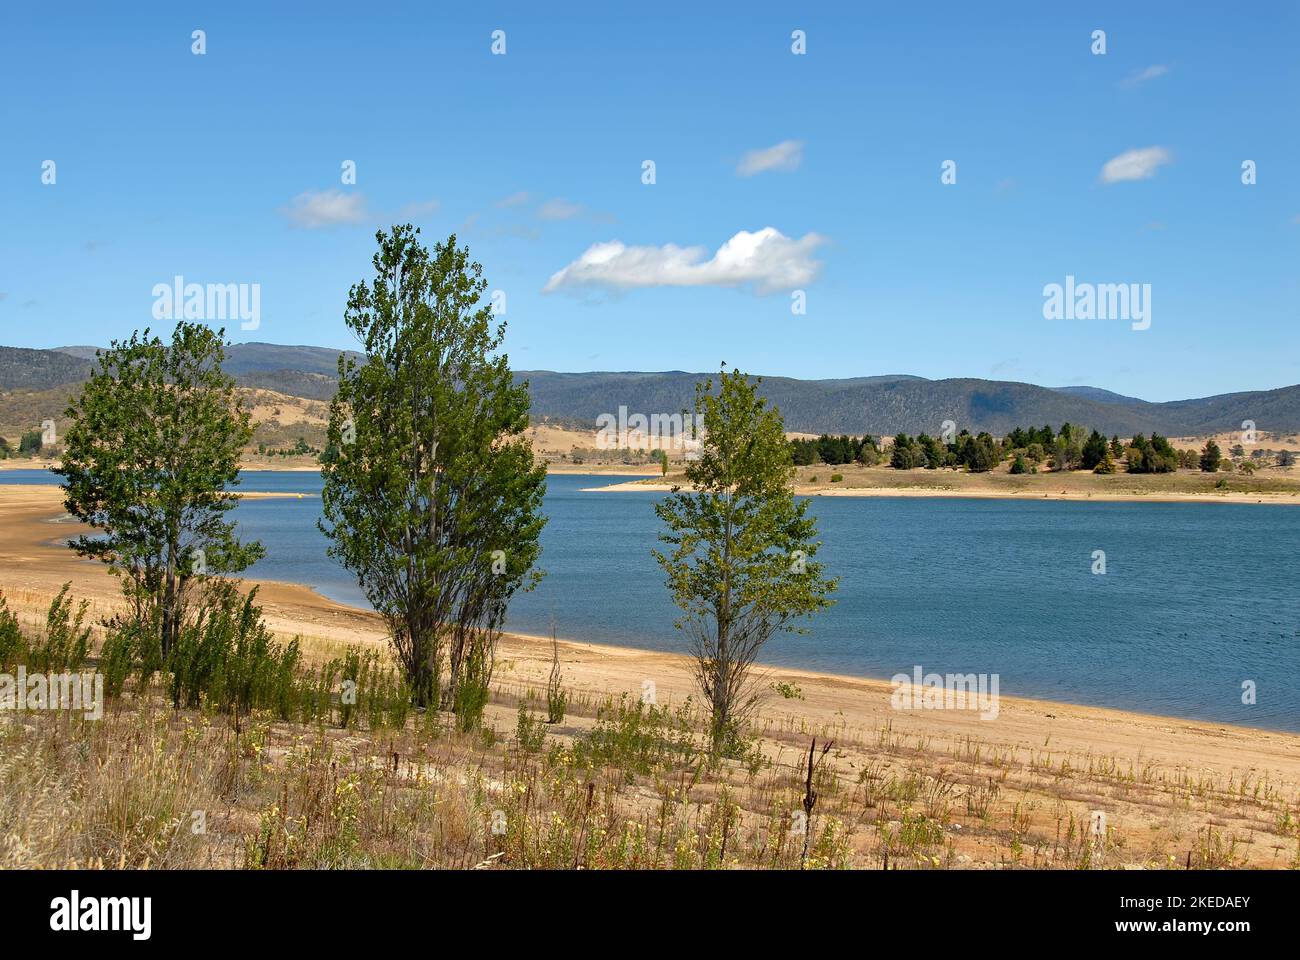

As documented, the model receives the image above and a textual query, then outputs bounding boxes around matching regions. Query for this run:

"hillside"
[516,370,1300,438]
[4,343,1300,439]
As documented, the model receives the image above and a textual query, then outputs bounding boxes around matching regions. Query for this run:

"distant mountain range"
[1,343,1296,439]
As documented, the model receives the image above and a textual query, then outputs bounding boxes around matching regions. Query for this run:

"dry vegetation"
[3,593,1297,871]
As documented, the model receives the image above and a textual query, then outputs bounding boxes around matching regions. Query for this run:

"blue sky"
[2,1,1296,401]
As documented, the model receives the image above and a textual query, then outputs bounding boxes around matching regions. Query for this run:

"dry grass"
[3,664,1298,870]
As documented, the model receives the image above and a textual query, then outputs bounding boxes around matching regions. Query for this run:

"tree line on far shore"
[789,423,1295,475]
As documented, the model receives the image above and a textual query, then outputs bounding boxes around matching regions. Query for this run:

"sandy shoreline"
[583,477,1300,505]
[2,481,1298,795]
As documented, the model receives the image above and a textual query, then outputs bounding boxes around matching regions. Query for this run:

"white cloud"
[1121,64,1169,88]
[543,227,826,295]
[737,139,804,177]
[495,190,531,208]
[282,190,368,228]
[1099,146,1172,184]
[537,198,586,221]
[398,198,440,219]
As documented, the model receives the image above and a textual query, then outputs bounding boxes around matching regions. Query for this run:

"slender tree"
[320,226,546,714]
[654,368,836,752]
[56,324,263,656]
[1200,439,1222,472]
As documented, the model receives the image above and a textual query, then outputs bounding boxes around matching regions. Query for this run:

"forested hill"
[515,370,1300,438]
[1,344,1298,438]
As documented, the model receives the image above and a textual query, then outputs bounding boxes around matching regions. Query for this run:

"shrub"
[0,594,25,670]
[164,584,299,715]
[27,584,90,673]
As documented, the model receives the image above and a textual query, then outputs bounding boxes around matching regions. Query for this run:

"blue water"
[4,468,1298,730]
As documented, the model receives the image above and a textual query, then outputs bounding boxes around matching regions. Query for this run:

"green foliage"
[18,429,43,457]
[515,698,548,754]
[0,586,90,675]
[1081,430,1109,470]
[164,584,298,714]
[1009,453,1029,474]
[0,594,24,670]
[55,324,263,657]
[890,434,923,469]
[1200,439,1222,472]
[790,434,876,466]
[29,583,91,673]
[770,680,805,700]
[321,227,547,711]
[957,432,1000,472]
[573,694,699,777]
[653,368,836,751]
[1127,433,1179,473]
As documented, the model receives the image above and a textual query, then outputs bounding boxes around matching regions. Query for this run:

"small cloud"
[534,197,615,225]
[994,177,1017,193]
[1099,146,1172,184]
[543,227,826,295]
[398,199,440,220]
[1140,221,1167,232]
[495,191,531,208]
[84,240,110,253]
[737,139,804,177]
[22,299,37,309]
[0,292,7,302]
[537,198,586,221]
[1291,214,1300,225]
[282,189,368,228]
[1121,64,1169,88]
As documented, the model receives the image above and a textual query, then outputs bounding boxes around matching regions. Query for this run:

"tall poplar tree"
[321,227,545,715]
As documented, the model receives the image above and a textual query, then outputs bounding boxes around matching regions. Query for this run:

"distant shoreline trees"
[787,422,1253,477]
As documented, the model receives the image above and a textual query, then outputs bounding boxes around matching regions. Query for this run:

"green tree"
[321,227,546,715]
[1081,430,1108,471]
[18,429,43,457]
[56,324,263,657]
[653,368,836,752]
[1199,439,1222,472]
[965,432,1000,472]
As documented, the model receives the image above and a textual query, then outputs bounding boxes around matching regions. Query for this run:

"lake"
[4,468,1297,730]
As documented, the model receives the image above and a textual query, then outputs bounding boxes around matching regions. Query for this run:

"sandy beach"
[584,471,1300,505]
